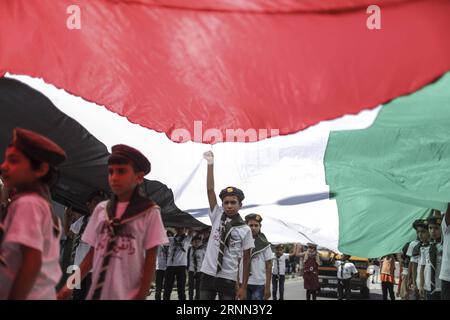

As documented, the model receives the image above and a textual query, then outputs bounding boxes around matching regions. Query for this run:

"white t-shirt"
[367,265,380,276]
[115,201,129,219]
[200,205,254,281]
[439,218,450,282]
[419,243,442,292]
[417,246,429,287]
[70,215,91,268]
[156,245,169,271]
[240,245,273,285]
[402,266,409,276]
[407,240,420,264]
[188,246,206,273]
[335,261,358,280]
[167,234,192,267]
[82,200,168,300]
[272,253,289,276]
[0,194,62,300]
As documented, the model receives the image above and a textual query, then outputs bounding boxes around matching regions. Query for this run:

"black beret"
[307,242,318,248]
[245,213,263,223]
[427,215,443,226]
[192,235,202,241]
[110,144,151,174]
[412,219,428,230]
[12,128,67,166]
[219,186,245,202]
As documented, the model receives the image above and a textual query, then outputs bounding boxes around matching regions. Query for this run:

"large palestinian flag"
[1,0,450,257]
[325,72,450,257]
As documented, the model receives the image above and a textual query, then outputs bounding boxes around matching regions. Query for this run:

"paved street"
[282,276,384,300]
[148,276,389,300]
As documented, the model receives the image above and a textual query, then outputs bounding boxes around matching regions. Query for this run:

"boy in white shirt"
[163,227,192,300]
[58,144,168,300]
[240,213,272,300]
[188,235,206,300]
[419,214,443,300]
[440,204,450,300]
[155,242,169,300]
[408,219,430,299]
[199,151,254,300]
[272,244,289,300]
[334,254,358,300]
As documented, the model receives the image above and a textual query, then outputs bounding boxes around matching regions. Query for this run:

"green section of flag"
[325,72,450,258]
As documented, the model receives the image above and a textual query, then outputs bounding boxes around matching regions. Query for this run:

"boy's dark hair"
[412,219,427,230]
[108,154,140,172]
[27,154,58,186]
[401,242,410,257]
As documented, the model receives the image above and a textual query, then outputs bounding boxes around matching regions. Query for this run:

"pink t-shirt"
[0,194,62,300]
[82,200,168,300]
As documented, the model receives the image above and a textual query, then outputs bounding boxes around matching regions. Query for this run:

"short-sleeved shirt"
[188,246,207,273]
[0,194,62,299]
[200,205,254,281]
[439,218,450,282]
[335,261,358,280]
[82,200,168,300]
[407,240,420,264]
[415,246,429,286]
[156,245,169,271]
[240,245,273,285]
[70,215,91,267]
[419,243,443,291]
[272,253,289,276]
[167,235,192,267]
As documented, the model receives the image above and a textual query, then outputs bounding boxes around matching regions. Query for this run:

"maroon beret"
[110,144,151,174]
[12,128,67,166]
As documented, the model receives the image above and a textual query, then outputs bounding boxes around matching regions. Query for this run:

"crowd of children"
[0,128,449,300]
[394,211,450,300]
[363,210,450,301]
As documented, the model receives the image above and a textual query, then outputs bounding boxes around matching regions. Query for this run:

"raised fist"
[203,151,214,165]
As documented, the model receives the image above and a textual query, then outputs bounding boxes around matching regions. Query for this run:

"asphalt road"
[282,276,385,300]
[149,276,390,300]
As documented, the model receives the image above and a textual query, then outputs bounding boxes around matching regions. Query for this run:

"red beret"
[12,128,67,166]
[110,144,151,174]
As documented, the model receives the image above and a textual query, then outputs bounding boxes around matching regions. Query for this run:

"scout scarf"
[70,215,90,265]
[412,241,429,258]
[91,187,158,300]
[171,234,187,263]
[429,239,442,293]
[251,232,270,259]
[216,212,246,274]
[192,244,206,273]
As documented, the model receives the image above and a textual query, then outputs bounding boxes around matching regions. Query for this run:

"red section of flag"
[1,0,450,143]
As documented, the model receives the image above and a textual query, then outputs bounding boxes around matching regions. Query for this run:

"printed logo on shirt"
[97,222,136,258]
[213,226,221,242]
